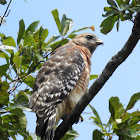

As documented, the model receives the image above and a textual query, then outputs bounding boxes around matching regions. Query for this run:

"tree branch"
[54,13,140,140]
[0,0,12,27]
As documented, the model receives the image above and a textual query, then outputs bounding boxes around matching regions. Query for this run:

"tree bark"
[54,13,140,140]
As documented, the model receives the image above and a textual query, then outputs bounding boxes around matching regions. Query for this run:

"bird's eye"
[86,35,93,40]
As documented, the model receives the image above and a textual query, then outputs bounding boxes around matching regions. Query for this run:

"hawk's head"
[71,33,103,54]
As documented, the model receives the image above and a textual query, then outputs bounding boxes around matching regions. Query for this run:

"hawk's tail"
[36,106,56,140]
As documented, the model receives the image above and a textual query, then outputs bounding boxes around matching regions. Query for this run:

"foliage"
[0,9,93,140]
[0,0,26,5]
[0,0,7,5]
[100,0,140,34]
[0,0,140,139]
[89,92,140,140]
[90,75,98,80]
[61,130,79,140]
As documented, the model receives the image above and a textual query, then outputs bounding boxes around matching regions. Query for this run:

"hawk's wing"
[29,44,85,139]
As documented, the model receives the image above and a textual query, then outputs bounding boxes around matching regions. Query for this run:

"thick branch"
[54,13,140,140]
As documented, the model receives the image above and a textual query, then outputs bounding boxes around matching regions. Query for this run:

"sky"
[1,0,140,140]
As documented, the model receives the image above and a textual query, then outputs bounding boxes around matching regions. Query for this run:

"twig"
[0,110,10,113]
[0,0,12,27]
[54,13,140,140]
[5,63,15,81]
[8,79,18,94]
[43,39,64,58]
[5,10,11,17]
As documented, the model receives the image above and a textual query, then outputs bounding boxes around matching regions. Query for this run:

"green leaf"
[36,53,44,61]
[17,19,25,44]
[136,135,140,139]
[123,13,132,20]
[21,54,31,72]
[104,6,114,11]
[131,111,140,117]
[129,116,140,127]
[27,133,40,140]
[126,92,140,111]
[70,27,90,34]
[129,7,140,13]
[120,4,130,10]
[13,55,22,68]
[124,0,130,4]
[93,129,104,140]
[61,129,79,140]
[61,14,73,36]
[0,0,7,5]
[108,115,115,124]
[120,12,126,21]
[0,50,6,58]
[11,108,27,130]
[115,0,123,7]
[90,116,106,131]
[0,135,8,140]
[39,28,49,42]
[100,15,118,34]
[89,104,102,125]
[107,0,118,7]
[68,26,90,39]
[0,124,17,140]
[0,123,16,132]
[102,11,115,17]
[0,50,9,64]
[121,112,131,122]
[109,97,117,119]
[15,90,30,104]
[123,129,137,138]
[0,89,9,106]
[3,36,16,47]
[109,97,124,120]
[0,45,17,50]
[45,35,60,46]
[5,104,31,112]
[24,34,36,47]
[117,104,125,118]
[34,26,49,42]
[48,39,69,51]
[67,34,77,39]
[0,33,5,39]
[2,114,18,124]
[25,21,40,35]
[23,75,35,88]
[0,80,9,106]
[129,123,140,132]
[90,75,98,80]
[0,64,9,76]
[51,9,61,33]
[132,0,139,5]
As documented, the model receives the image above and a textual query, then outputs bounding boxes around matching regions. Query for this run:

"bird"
[29,33,103,140]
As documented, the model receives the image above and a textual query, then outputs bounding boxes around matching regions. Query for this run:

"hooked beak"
[96,39,104,45]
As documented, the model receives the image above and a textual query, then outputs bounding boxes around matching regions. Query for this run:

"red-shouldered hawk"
[29,33,103,140]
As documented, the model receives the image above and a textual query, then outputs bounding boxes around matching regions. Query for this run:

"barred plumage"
[29,33,103,140]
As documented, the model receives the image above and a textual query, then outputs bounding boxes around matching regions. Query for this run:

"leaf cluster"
[101,0,140,34]
[89,92,140,140]
[0,0,7,5]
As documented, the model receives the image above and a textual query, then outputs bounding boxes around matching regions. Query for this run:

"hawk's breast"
[56,46,91,124]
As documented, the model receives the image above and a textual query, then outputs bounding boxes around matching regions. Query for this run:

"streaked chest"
[56,46,91,124]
